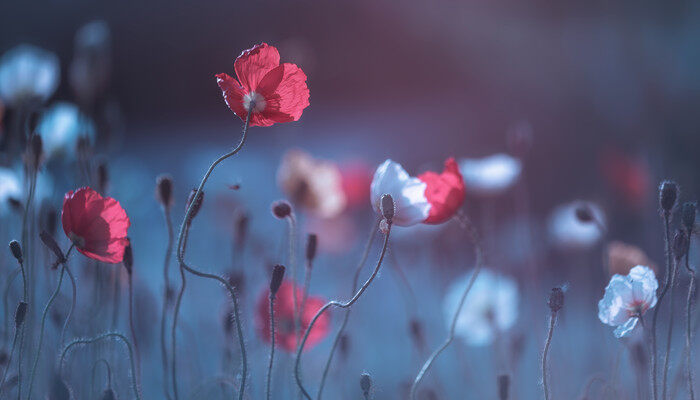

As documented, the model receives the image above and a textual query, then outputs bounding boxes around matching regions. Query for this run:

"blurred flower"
[370,158,465,226]
[0,167,22,214]
[216,43,310,127]
[0,44,60,107]
[62,186,130,263]
[70,20,112,106]
[599,148,650,211]
[276,149,346,218]
[304,214,358,254]
[598,265,657,338]
[255,280,330,352]
[607,241,656,276]
[444,269,518,346]
[458,154,521,196]
[339,160,372,209]
[37,102,95,160]
[548,201,605,250]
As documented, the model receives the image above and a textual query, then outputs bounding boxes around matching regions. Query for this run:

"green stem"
[3,268,20,345]
[651,212,673,400]
[685,237,696,400]
[60,264,77,345]
[266,294,276,400]
[543,311,557,400]
[286,215,300,349]
[662,256,679,400]
[161,208,174,400]
[128,269,142,384]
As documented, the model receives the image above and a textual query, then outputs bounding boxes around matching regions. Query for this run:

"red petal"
[234,43,280,92]
[259,63,309,124]
[418,158,466,224]
[216,73,249,122]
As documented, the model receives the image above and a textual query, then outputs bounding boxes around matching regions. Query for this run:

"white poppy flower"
[548,201,605,250]
[458,154,522,196]
[598,265,657,338]
[444,269,519,346]
[370,160,430,226]
[0,44,60,107]
[37,102,95,160]
[0,167,22,214]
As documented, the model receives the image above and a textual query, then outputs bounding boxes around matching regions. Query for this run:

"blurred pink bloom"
[599,148,651,211]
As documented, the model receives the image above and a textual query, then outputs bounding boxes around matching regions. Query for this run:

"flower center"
[243,91,266,113]
[68,232,86,249]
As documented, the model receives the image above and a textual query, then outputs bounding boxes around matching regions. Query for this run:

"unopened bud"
[305,234,318,262]
[185,189,204,223]
[548,287,564,313]
[156,174,174,210]
[9,240,22,264]
[123,240,133,274]
[271,200,292,219]
[40,230,64,266]
[673,230,688,261]
[659,180,679,213]
[682,202,697,233]
[380,194,394,222]
[15,302,27,328]
[270,264,285,296]
[497,374,510,400]
[360,373,372,398]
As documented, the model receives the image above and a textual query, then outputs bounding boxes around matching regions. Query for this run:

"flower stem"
[685,235,696,400]
[2,268,20,345]
[0,315,20,397]
[60,263,77,345]
[59,332,141,400]
[409,214,483,400]
[286,215,300,349]
[266,294,276,400]
[662,255,679,400]
[651,212,673,400]
[128,268,142,385]
[172,111,251,400]
[316,220,379,400]
[295,222,391,400]
[161,207,174,400]
[542,311,557,400]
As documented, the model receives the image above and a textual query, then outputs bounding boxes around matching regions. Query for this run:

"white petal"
[370,160,429,226]
[614,317,639,338]
[0,44,60,106]
[37,102,95,160]
[458,154,521,196]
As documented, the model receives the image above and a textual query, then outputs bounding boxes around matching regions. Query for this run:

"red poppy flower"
[255,280,330,352]
[599,148,650,211]
[216,43,310,127]
[417,158,466,224]
[61,186,130,263]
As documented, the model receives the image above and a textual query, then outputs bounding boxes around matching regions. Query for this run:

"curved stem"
[128,270,142,385]
[60,263,77,345]
[662,256,679,400]
[409,214,483,399]
[317,220,379,399]
[266,295,276,400]
[543,311,557,400]
[161,208,174,400]
[59,332,141,400]
[295,223,391,400]
[651,212,673,400]
[171,223,190,400]
[685,237,696,400]
[172,110,250,400]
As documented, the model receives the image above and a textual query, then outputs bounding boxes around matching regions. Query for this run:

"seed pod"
[305,234,318,262]
[271,200,292,219]
[270,264,285,296]
[659,180,679,213]
[156,174,174,210]
[682,202,697,233]
[380,194,394,222]
[360,373,372,398]
[548,287,564,313]
[9,240,22,263]
[40,230,65,264]
[15,302,27,328]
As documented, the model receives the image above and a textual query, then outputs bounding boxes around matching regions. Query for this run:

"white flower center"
[243,91,266,113]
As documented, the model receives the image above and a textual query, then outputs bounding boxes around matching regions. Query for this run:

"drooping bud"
[156,174,174,210]
[659,180,679,214]
[185,189,204,223]
[548,287,564,313]
[15,302,27,328]
[96,159,109,194]
[360,373,372,399]
[233,210,249,250]
[270,264,285,296]
[497,374,510,400]
[9,240,22,264]
[40,230,65,266]
[673,230,688,261]
[123,239,133,275]
[682,202,697,233]
[305,234,318,262]
[271,200,292,219]
[380,194,394,222]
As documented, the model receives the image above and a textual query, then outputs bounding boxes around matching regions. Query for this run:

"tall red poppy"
[418,158,466,224]
[216,43,310,127]
[61,186,130,263]
[256,280,330,352]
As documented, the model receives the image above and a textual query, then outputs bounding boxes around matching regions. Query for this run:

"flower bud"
[185,189,204,223]
[659,180,679,213]
[498,374,510,400]
[123,240,133,275]
[15,302,27,328]
[156,174,174,210]
[380,194,394,222]
[9,240,22,264]
[40,230,64,265]
[360,373,372,398]
[305,234,318,262]
[673,229,688,261]
[682,202,697,233]
[548,287,564,313]
[270,264,285,296]
[271,200,292,219]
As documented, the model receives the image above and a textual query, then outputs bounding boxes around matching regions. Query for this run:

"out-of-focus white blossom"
[36,102,95,160]
[598,265,657,338]
[548,201,605,250]
[70,20,112,105]
[0,44,60,107]
[458,154,521,196]
[444,268,519,346]
[0,167,22,214]
[370,159,429,226]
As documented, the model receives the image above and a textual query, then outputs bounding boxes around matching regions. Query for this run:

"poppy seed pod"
[156,174,174,210]
[305,233,318,262]
[673,229,688,261]
[15,302,27,328]
[270,264,285,296]
[548,287,564,313]
[659,180,679,213]
[185,189,204,222]
[682,202,697,233]
[360,373,372,398]
[380,194,394,222]
[9,240,22,263]
[123,240,133,275]
[498,374,510,400]
[40,230,64,264]
[271,200,292,219]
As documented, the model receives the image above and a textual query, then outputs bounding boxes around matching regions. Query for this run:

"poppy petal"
[233,43,280,92]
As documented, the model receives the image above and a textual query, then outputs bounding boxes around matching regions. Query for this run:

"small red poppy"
[216,43,310,127]
[61,186,130,263]
[418,158,466,224]
[255,280,330,352]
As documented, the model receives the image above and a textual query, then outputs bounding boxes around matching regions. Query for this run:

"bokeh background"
[1,0,700,399]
